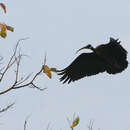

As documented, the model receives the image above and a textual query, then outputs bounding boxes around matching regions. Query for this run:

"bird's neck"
[90,47,96,52]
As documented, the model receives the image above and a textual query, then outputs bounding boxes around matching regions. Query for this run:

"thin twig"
[24,119,27,130]
[88,120,94,130]
[15,73,32,86]
[46,122,51,130]
[0,67,46,95]
[0,38,29,82]
[24,115,31,130]
[29,83,47,91]
[0,102,15,113]
[0,38,47,95]
[13,68,43,89]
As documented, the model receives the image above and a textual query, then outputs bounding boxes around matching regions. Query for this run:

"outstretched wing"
[58,53,106,84]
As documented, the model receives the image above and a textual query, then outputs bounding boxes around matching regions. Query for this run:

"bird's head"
[76,44,93,53]
[109,37,121,44]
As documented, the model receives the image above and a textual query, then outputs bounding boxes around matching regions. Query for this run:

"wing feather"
[58,53,106,83]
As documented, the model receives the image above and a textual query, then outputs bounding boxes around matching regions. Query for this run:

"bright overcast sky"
[0,0,130,130]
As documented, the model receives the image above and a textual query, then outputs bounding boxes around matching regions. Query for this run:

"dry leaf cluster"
[42,65,57,79]
[0,3,6,13]
[0,3,14,38]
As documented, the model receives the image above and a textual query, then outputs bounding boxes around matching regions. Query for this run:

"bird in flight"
[58,38,128,84]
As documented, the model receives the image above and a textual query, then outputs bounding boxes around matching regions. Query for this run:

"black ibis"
[58,38,128,84]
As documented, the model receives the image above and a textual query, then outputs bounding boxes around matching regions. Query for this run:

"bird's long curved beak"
[76,46,88,54]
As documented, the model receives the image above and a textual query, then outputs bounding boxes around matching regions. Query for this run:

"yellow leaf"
[42,65,52,79]
[71,117,80,128]
[0,3,6,13]
[50,68,57,73]
[0,24,7,38]
[6,25,14,32]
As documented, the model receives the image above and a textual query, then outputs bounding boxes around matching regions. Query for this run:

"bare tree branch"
[0,38,47,95]
[15,73,32,86]
[24,115,31,130]
[67,113,79,130]
[88,120,94,130]
[67,117,72,129]
[0,38,29,82]
[0,62,47,95]
[13,68,45,90]
[0,102,15,113]
[46,122,51,130]
[24,119,27,130]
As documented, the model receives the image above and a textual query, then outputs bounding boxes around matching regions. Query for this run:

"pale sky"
[0,0,130,130]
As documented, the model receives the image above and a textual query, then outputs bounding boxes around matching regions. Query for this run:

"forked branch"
[0,38,47,95]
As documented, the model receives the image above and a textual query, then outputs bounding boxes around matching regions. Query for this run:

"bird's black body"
[58,38,128,84]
